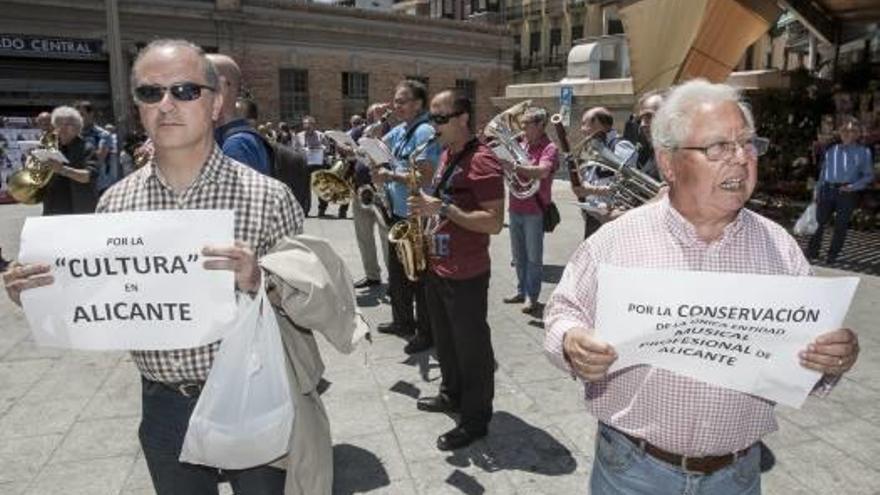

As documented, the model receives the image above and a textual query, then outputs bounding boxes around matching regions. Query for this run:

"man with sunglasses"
[408,89,505,450]
[207,54,270,176]
[372,80,441,354]
[545,80,860,494]
[5,39,305,495]
[806,118,875,264]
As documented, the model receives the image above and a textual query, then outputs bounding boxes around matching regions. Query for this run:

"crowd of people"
[0,37,868,495]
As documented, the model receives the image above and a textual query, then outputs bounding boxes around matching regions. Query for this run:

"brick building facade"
[1,0,513,131]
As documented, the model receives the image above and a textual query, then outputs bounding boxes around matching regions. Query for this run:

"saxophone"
[387,136,437,282]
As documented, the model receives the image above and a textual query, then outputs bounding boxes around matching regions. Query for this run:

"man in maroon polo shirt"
[408,89,505,451]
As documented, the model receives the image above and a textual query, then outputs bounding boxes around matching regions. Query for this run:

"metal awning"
[619,0,781,96]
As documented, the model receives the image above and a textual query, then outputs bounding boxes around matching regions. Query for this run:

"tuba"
[311,156,354,204]
[7,131,59,204]
[387,136,436,282]
[574,134,662,210]
[484,100,540,200]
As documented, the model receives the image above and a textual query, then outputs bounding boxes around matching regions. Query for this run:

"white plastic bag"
[180,285,294,469]
[793,202,819,236]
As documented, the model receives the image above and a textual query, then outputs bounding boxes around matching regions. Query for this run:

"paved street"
[1,181,878,495]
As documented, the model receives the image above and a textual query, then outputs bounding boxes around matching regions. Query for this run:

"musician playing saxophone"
[43,106,99,215]
[497,106,558,315]
[407,88,504,451]
[575,107,637,238]
[372,80,441,354]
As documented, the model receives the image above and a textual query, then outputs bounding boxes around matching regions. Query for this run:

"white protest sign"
[595,265,859,408]
[18,210,237,350]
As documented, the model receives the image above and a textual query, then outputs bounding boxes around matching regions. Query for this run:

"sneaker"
[502,293,525,304]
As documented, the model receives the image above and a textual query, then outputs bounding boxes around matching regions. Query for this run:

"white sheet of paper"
[306,148,324,166]
[18,210,237,351]
[30,149,68,164]
[357,137,393,166]
[325,130,357,151]
[595,265,859,408]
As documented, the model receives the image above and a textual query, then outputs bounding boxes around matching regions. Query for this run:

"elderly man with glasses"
[545,80,860,495]
[39,105,99,215]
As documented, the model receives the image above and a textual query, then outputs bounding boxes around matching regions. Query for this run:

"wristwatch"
[438,198,451,218]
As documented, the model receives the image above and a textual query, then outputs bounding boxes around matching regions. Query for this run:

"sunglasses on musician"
[429,111,465,125]
[133,82,216,104]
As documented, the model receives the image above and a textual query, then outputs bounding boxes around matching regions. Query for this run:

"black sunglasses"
[133,82,216,104]
[429,111,465,125]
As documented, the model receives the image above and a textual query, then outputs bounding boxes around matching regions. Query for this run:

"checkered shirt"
[96,145,304,383]
[544,196,813,456]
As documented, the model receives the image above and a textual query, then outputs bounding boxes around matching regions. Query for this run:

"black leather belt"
[612,426,751,475]
[823,183,850,190]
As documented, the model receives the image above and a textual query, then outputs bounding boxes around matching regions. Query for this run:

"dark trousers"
[583,213,602,240]
[305,164,349,216]
[386,221,431,340]
[425,271,494,432]
[807,184,858,261]
[139,378,286,495]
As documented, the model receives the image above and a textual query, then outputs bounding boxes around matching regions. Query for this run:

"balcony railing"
[513,52,567,72]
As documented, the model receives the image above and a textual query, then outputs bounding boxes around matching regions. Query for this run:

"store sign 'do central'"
[0,34,106,60]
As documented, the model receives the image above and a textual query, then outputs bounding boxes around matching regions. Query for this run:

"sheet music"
[357,137,393,166]
[325,130,357,152]
[30,149,69,164]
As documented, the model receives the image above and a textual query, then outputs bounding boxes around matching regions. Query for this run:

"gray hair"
[522,106,548,127]
[129,39,219,94]
[50,106,83,130]
[651,79,754,149]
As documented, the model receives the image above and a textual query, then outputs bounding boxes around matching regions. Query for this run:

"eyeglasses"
[678,136,769,161]
[133,82,216,104]
[429,111,464,125]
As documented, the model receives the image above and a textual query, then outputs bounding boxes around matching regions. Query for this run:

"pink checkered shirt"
[544,196,814,456]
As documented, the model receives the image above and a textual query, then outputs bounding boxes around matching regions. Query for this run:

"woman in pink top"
[501,106,558,314]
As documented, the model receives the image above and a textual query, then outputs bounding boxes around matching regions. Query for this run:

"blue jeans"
[509,211,545,301]
[591,424,761,495]
[139,378,286,495]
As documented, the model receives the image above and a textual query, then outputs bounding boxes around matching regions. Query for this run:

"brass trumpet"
[7,132,59,204]
[574,134,662,210]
